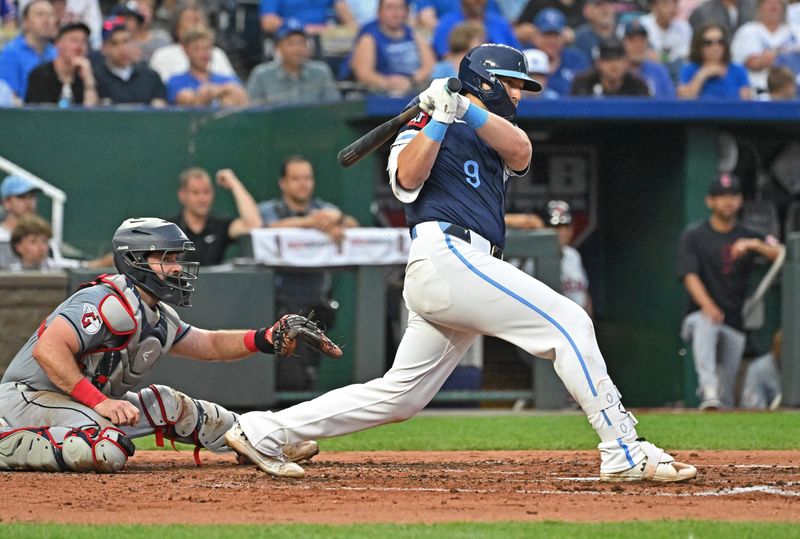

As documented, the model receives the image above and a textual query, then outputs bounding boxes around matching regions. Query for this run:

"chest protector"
[78,274,183,398]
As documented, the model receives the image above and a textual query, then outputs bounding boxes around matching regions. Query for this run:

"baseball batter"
[227,44,697,483]
[0,218,340,473]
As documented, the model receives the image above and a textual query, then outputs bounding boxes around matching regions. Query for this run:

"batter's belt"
[410,221,504,260]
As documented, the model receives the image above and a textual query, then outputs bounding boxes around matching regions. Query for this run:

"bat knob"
[446,77,462,94]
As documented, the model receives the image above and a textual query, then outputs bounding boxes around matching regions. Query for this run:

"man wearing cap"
[94,15,166,105]
[622,19,676,98]
[522,48,560,98]
[25,22,98,105]
[529,8,591,96]
[678,174,782,409]
[0,175,41,269]
[548,200,592,315]
[246,20,340,105]
[571,37,651,95]
[573,0,617,60]
[0,0,57,102]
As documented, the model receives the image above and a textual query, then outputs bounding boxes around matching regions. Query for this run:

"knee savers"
[0,426,134,473]
[137,385,237,464]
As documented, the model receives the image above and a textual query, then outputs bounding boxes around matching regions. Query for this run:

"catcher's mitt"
[270,314,343,359]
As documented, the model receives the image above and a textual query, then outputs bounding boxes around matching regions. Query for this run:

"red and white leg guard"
[0,426,134,473]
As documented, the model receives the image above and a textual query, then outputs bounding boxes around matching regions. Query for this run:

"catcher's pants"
[240,222,645,473]
[681,311,746,408]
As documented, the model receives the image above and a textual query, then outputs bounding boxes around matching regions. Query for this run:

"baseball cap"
[534,8,566,33]
[547,200,573,226]
[708,173,742,196]
[276,18,306,41]
[1,175,40,199]
[523,49,550,75]
[597,37,626,60]
[111,2,145,23]
[55,21,91,41]
[624,20,648,38]
[102,15,128,42]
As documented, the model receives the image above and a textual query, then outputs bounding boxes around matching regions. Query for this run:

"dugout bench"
[65,229,563,410]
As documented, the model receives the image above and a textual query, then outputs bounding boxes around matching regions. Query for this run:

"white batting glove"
[454,93,470,120]
[417,78,449,115]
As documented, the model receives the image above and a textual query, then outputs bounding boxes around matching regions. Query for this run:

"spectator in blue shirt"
[260,0,357,35]
[413,0,501,32]
[432,0,520,58]
[530,8,591,96]
[623,19,676,97]
[430,19,485,79]
[573,0,616,60]
[166,26,248,106]
[0,0,57,100]
[348,0,435,95]
[678,23,751,99]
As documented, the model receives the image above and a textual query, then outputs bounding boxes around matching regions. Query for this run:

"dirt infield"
[2,450,798,525]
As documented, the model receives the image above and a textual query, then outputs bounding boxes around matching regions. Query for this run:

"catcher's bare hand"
[269,314,343,359]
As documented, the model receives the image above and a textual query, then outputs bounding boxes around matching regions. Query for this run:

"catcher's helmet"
[458,44,542,120]
[546,200,573,226]
[112,218,199,307]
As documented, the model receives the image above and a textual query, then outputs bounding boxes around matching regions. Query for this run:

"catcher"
[0,217,341,473]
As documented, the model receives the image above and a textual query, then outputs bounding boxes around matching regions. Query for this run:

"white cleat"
[224,423,305,478]
[282,440,319,463]
[600,439,697,483]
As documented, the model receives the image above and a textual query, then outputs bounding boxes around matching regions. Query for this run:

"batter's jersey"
[387,103,528,248]
[2,274,191,397]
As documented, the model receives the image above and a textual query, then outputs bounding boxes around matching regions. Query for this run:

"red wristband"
[244,330,258,353]
[70,378,107,408]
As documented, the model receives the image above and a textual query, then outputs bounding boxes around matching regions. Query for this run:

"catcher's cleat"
[282,440,320,463]
[224,423,305,478]
[600,439,697,483]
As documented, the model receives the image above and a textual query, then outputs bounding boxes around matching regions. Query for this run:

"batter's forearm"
[396,135,440,190]
[475,116,531,171]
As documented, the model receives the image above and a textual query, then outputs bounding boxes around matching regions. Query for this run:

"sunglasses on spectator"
[702,38,725,46]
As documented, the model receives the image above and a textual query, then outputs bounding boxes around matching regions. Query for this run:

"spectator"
[529,8,591,96]
[515,0,585,46]
[348,0,436,95]
[247,20,341,105]
[258,155,358,390]
[0,0,57,102]
[166,167,262,266]
[677,23,752,98]
[548,200,592,315]
[8,213,83,270]
[623,19,677,97]
[522,47,560,97]
[432,0,521,59]
[0,174,40,269]
[763,64,797,98]
[689,0,756,36]
[126,0,172,63]
[573,0,617,60]
[415,0,502,32]
[640,0,693,65]
[260,0,357,36]
[571,37,652,95]
[741,330,782,409]
[94,16,166,106]
[149,6,235,83]
[431,20,485,79]
[166,26,248,107]
[731,0,798,94]
[26,22,98,106]
[1,0,16,32]
[679,173,783,409]
[346,0,379,26]
[18,0,103,49]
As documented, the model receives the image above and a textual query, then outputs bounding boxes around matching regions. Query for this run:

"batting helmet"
[458,44,542,120]
[112,218,199,307]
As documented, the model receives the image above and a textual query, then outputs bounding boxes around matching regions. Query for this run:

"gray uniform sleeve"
[56,287,126,354]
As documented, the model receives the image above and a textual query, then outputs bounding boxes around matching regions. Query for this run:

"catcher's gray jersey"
[2,274,191,397]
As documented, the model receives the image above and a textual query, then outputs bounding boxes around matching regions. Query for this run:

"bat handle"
[446,77,462,94]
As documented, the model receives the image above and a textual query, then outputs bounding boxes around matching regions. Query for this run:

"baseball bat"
[337,77,462,168]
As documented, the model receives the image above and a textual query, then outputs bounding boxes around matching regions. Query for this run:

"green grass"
[1,522,799,539]
[135,411,799,452]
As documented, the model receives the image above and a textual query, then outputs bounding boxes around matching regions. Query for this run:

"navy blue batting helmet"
[458,44,542,120]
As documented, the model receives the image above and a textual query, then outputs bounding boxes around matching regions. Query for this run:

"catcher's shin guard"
[0,426,134,473]
[137,384,237,465]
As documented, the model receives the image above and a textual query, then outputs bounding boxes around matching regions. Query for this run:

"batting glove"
[454,93,471,120]
[418,78,451,115]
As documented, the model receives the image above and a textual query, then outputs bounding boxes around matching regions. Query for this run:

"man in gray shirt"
[246,20,341,106]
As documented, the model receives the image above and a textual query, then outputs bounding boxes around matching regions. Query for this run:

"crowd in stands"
[1,0,799,108]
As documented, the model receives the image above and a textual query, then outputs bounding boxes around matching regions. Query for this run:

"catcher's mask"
[458,43,542,121]
[112,218,199,307]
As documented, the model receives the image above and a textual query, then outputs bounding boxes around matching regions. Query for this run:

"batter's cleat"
[282,440,319,463]
[224,423,305,478]
[600,439,697,483]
